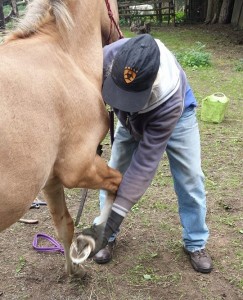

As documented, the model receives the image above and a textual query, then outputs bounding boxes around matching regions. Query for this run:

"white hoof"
[70,234,95,265]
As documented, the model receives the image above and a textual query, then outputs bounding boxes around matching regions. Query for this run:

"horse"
[0,0,123,276]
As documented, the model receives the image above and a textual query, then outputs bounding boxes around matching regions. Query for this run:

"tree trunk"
[205,0,223,24]
[231,0,243,28]
[219,0,235,23]
[0,0,5,29]
[205,0,214,23]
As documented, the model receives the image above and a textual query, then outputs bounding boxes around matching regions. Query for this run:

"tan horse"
[0,0,122,276]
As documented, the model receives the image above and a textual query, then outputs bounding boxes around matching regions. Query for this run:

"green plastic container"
[201,92,229,123]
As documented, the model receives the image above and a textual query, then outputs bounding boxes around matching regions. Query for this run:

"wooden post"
[10,0,19,17]
[158,1,162,24]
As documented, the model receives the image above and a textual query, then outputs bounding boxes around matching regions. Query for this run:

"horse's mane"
[7,0,74,40]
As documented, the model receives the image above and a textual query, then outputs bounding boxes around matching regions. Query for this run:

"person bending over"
[92,34,213,273]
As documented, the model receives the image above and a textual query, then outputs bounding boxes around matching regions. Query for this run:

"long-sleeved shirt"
[103,38,197,216]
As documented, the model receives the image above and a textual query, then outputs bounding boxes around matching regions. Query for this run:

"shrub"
[234,59,243,72]
[175,11,186,23]
[175,42,211,69]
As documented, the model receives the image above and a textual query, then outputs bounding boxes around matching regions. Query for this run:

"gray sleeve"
[112,87,184,215]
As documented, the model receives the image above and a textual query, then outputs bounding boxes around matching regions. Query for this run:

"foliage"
[175,42,211,69]
[234,58,243,72]
[16,256,26,274]
[1,1,27,31]
[3,4,11,15]
[175,11,186,23]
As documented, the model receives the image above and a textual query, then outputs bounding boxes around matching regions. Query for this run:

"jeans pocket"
[177,107,197,129]
[183,106,195,118]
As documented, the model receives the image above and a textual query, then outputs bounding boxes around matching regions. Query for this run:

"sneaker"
[184,248,213,273]
[93,241,115,264]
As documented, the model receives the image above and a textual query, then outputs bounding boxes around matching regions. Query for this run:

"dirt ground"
[0,24,243,300]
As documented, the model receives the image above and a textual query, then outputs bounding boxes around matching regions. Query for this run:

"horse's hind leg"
[42,177,74,275]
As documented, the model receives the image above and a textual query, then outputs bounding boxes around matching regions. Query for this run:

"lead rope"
[105,0,124,44]
[108,109,115,145]
[104,0,122,143]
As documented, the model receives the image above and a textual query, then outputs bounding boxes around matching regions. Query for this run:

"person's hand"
[70,224,108,266]
[71,210,124,262]
[83,210,124,256]
[80,224,108,257]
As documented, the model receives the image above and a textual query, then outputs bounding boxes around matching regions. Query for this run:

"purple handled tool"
[32,233,64,254]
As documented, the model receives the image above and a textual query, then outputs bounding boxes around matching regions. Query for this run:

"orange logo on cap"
[124,67,138,84]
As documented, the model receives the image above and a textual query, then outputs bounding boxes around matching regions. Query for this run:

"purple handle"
[33,233,64,254]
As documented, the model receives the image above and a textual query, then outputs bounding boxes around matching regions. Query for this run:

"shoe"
[93,241,115,264]
[184,248,213,273]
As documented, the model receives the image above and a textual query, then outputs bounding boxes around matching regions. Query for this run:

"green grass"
[3,4,12,16]
[16,256,26,274]
[234,58,243,71]
[126,262,181,285]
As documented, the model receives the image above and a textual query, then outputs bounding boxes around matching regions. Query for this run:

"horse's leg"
[42,177,77,275]
[68,154,120,264]
[55,143,122,267]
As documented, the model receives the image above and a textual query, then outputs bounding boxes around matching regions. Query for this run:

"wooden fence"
[118,1,176,25]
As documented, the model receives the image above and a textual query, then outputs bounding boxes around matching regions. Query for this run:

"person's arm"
[114,95,183,214]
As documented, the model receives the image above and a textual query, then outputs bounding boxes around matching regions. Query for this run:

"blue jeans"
[96,107,209,252]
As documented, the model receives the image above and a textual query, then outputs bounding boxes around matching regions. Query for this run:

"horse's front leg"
[70,191,115,264]
[43,177,85,277]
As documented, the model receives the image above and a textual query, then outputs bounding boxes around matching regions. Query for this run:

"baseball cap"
[102,34,160,113]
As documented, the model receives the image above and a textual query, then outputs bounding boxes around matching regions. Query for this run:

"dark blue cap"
[102,34,160,112]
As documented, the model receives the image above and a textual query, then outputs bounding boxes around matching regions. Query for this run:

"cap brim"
[102,75,152,113]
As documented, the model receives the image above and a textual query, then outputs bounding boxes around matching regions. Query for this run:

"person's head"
[102,34,160,113]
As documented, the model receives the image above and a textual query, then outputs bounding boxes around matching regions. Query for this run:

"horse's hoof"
[70,234,95,264]
[71,264,87,278]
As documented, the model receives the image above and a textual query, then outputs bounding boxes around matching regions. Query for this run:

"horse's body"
[0,0,122,275]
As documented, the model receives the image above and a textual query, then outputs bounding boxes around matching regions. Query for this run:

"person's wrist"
[104,209,124,240]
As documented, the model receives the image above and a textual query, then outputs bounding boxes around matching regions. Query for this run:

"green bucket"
[201,92,229,123]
